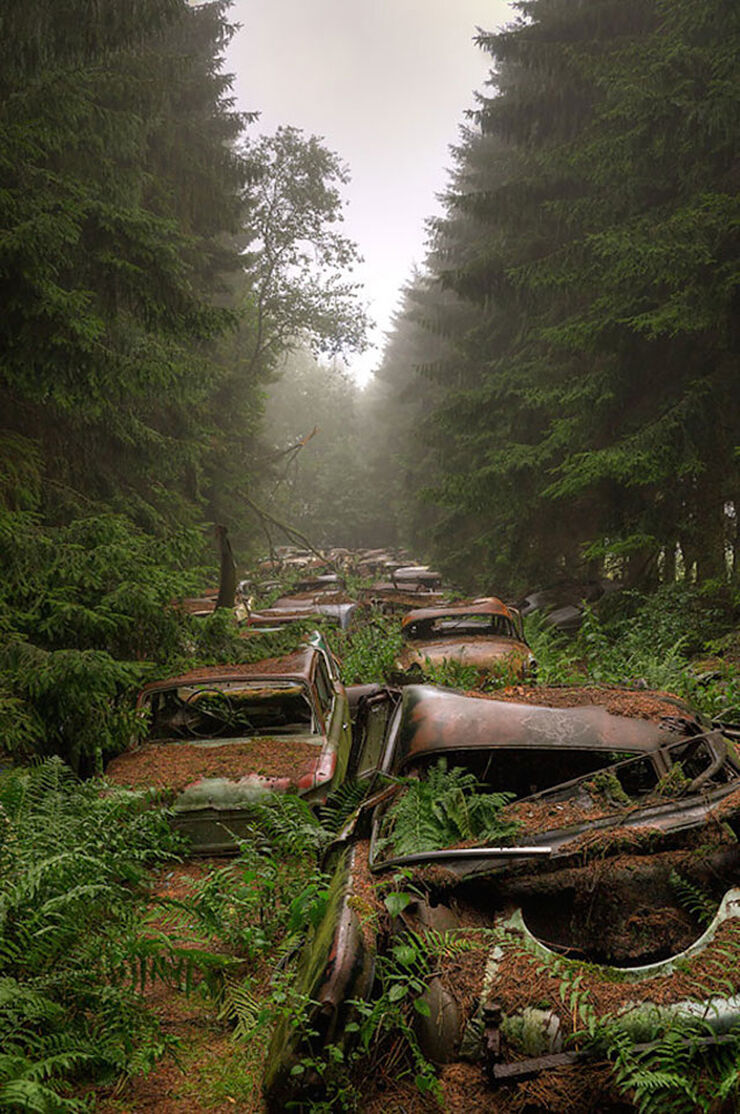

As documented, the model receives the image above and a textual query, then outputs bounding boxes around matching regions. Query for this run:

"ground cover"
[106,738,322,791]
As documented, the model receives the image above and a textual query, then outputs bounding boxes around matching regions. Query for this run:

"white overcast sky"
[224,0,514,384]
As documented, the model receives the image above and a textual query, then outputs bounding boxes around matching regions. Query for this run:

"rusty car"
[264,683,740,1109]
[245,589,359,634]
[395,596,535,678]
[106,633,352,853]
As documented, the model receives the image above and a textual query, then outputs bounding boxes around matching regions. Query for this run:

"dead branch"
[243,495,340,573]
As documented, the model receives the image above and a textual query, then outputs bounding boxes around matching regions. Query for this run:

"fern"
[218,978,264,1040]
[243,793,328,855]
[319,780,369,834]
[378,760,519,857]
[0,760,207,1106]
[669,870,719,927]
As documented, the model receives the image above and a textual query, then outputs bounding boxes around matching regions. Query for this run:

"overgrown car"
[106,635,352,853]
[177,590,249,624]
[395,597,535,678]
[245,594,359,633]
[264,684,740,1110]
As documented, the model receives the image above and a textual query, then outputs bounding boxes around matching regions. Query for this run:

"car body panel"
[263,842,377,1107]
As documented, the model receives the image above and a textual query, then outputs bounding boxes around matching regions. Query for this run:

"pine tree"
[377,0,739,592]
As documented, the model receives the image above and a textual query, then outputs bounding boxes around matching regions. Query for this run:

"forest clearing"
[1,0,738,1110]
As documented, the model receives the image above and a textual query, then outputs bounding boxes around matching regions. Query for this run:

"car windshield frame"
[142,678,320,742]
[405,614,518,641]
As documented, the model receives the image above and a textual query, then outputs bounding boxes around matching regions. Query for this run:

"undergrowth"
[333,615,404,684]
[523,587,740,722]
[0,759,209,1112]
[377,760,520,857]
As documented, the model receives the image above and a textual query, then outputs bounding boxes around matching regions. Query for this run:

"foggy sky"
[225,0,513,383]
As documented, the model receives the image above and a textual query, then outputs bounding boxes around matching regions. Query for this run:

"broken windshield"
[405,746,643,798]
[143,680,317,741]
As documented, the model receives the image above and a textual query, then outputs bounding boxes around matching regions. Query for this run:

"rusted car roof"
[137,649,314,699]
[401,597,514,627]
[389,684,688,770]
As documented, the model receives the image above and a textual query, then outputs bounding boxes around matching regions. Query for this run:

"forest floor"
[93,861,269,1114]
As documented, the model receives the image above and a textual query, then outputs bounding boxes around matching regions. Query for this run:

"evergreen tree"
[378,0,739,593]
[0,0,247,526]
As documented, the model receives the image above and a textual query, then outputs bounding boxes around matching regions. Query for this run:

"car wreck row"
[110,550,740,1108]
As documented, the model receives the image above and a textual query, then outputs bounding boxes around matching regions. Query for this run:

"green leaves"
[0,759,187,1106]
[240,127,369,367]
[378,760,520,858]
[384,892,412,918]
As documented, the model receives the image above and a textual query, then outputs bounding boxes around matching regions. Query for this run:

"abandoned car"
[395,597,535,678]
[264,683,740,1108]
[177,590,249,624]
[106,634,352,853]
[245,594,359,634]
[392,564,443,590]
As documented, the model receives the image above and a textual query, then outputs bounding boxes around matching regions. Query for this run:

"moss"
[656,761,690,798]
[589,770,632,807]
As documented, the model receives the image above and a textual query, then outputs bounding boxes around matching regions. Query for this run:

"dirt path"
[95,861,268,1114]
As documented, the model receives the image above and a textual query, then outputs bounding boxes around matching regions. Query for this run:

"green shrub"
[334,615,404,684]
[377,760,520,857]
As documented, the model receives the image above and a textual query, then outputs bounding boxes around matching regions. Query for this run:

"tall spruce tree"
[378,0,739,592]
[0,0,247,526]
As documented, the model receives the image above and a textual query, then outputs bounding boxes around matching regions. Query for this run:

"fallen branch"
[243,495,340,574]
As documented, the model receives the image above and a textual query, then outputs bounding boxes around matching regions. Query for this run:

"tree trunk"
[662,543,676,584]
[215,524,237,609]
[624,547,659,589]
[695,489,727,584]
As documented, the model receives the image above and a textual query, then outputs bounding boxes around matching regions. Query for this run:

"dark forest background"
[0,4,739,1108]
[326,0,738,598]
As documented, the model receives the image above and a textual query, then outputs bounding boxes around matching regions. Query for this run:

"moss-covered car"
[106,634,352,853]
[264,684,740,1110]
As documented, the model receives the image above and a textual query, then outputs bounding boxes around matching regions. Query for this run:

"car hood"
[106,733,334,803]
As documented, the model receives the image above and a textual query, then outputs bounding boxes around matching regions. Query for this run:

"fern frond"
[669,870,718,926]
[378,761,519,856]
[319,780,369,833]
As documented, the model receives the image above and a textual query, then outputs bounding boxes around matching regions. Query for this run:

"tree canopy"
[371,0,739,594]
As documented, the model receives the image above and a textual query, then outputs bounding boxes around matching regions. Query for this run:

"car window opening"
[145,682,316,740]
[408,748,634,799]
[406,614,517,640]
